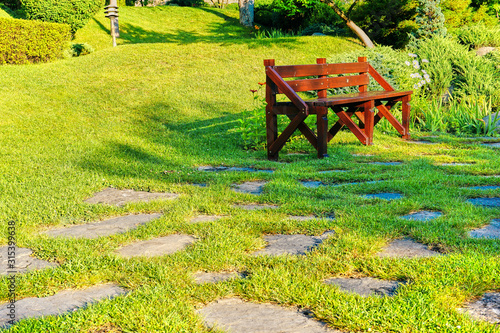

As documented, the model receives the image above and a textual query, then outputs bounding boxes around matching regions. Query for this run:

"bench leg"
[364,100,374,145]
[402,95,411,139]
[266,109,278,160]
[316,106,328,158]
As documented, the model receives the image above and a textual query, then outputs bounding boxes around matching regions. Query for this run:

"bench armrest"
[367,63,394,92]
[266,67,308,114]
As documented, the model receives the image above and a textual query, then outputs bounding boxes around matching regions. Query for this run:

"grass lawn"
[1,5,500,333]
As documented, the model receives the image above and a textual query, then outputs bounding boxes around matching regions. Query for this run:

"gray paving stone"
[44,213,162,239]
[116,234,196,258]
[301,181,327,188]
[0,284,126,328]
[362,193,403,201]
[233,204,279,210]
[198,166,273,173]
[482,142,500,148]
[231,181,268,195]
[0,247,57,275]
[324,277,403,297]
[368,162,402,166]
[253,231,335,256]
[469,220,500,239]
[85,188,178,207]
[197,298,341,333]
[400,211,442,222]
[468,186,500,190]
[190,183,207,187]
[468,197,500,208]
[407,140,436,145]
[441,162,473,166]
[460,292,500,324]
[377,239,441,258]
[318,170,347,174]
[288,215,335,221]
[189,215,225,224]
[193,271,245,284]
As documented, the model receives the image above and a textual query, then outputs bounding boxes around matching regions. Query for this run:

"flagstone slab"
[0,284,127,328]
[198,166,273,173]
[116,234,196,258]
[362,193,403,201]
[318,169,348,174]
[190,183,207,187]
[460,292,500,324]
[377,239,441,258]
[468,197,500,208]
[0,247,57,275]
[197,298,341,333]
[400,211,442,222]
[233,204,279,210]
[441,163,473,166]
[189,215,225,224]
[324,277,403,297]
[368,162,402,166]
[193,271,245,284]
[288,215,335,221]
[253,231,335,256]
[44,213,162,239]
[482,142,500,148]
[301,181,327,188]
[469,220,500,239]
[85,188,178,207]
[231,181,268,195]
[408,140,436,145]
[468,186,500,190]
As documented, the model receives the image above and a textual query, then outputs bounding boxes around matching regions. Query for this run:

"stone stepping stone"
[362,193,403,201]
[368,162,402,166]
[189,215,225,224]
[116,234,196,258]
[468,197,500,208]
[253,231,334,256]
[324,277,403,297]
[190,183,207,187]
[288,215,335,221]
[468,186,500,190]
[233,204,279,210]
[198,166,273,173]
[482,142,500,148]
[318,169,347,174]
[198,298,340,333]
[441,162,473,166]
[469,220,500,239]
[377,239,441,258]
[0,284,126,328]
[0,246,57,275]
[85,188,178,207]
[408,140,436,145]
[44,213,162,239]
[300,181,327,188]
[192,271,245,284]
[460,292,500,324]
[400,211,442,222]
[231,181,267,195]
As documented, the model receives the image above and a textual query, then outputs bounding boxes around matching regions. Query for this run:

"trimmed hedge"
[20,0,104,34]
[0,17,71,65]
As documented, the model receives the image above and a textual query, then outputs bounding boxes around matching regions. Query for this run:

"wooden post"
[402,95,411,139]
[264,59,278,160]
[316,58,328,158]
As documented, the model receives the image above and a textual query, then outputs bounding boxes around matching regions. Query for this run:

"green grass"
[1,5,500,333]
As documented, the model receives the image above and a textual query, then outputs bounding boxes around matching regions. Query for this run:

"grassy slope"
[1,6,500,333]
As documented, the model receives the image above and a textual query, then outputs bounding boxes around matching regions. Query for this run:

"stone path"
[0,246,57,275]
[301,181,327,188]
[324,277,403,297]
[198,166,273,173]
[468,197,500,208]
[288,215,335,221]
[408,140,436,145]
[189,215,225,224]
[0,284,126,328]
[400,211,442,222]
[253,231,335,256]
[460,292,500,324]
[231,181,267,195]
[116,234,196,258]
[377,239,441,258]
[233,204,279,210]
[441,163,473,166]
[85,188,178,207]
[469,220,500,239]
[368,162,402,166]
[318,170,347,174]
[468,186,500,190]
[362,193,403,201]
[482,142,500,148]
[197,298,341,333]
[44,213,162,239]
[193,271,245,284]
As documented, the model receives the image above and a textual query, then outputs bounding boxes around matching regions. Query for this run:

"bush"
[169,0,204,6]
[65,43,94,57]
[20,0,104,34]
[0,17,71,64]
[454,24,500,48]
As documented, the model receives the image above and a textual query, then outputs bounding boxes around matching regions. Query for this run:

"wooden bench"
[263,57,412,160]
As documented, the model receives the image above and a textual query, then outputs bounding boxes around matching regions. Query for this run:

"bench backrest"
[264,57,394,96]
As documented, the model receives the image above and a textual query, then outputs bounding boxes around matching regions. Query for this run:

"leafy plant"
[65,43,94,58]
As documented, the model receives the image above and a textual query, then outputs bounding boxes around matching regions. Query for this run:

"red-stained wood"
[277,75,369,94]
[274,62,368,78]
[368,63,394,91]
[266,67,308,114]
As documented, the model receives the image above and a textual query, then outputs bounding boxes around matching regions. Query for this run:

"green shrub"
[169,0,204,7]
[300,23,348,36]
[0,17,71,64]
[454,24,500,48]
[65,43,94,57]
[413,0,447,40]
[20,0,104,34]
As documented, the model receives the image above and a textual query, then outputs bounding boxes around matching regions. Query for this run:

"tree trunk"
[324,1,375,48]
[238,0,254,27]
